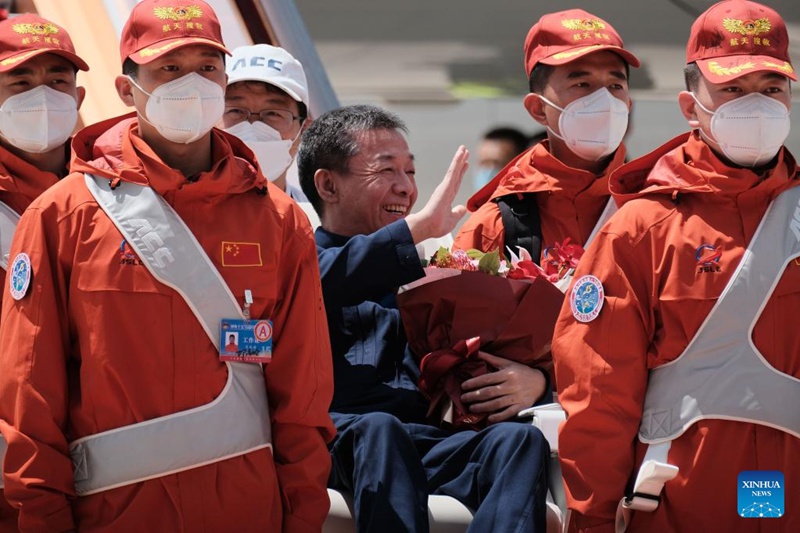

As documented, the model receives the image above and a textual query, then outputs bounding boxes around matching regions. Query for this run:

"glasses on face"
[223,107,304,134]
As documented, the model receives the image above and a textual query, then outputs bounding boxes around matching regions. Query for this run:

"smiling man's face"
[325,127,418,236]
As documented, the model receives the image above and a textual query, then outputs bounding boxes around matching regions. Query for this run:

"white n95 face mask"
[224,121,296,182]
[691,92,790,168]
[129,72,225,144]
[540,88,629,161]
[0,85,78,153]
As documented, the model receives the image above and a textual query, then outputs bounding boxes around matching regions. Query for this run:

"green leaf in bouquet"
[465,249,485,260]
[477,249,501,275]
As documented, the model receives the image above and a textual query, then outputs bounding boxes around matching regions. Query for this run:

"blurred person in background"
[526,129,548,150]
[471,126,529,191]
[0,1,333,530]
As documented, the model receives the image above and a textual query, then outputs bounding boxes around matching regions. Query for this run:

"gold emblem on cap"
[763,61,794,74]
[0,49,42,67]
[707,61,755,76]
[154,5,203,21]
[139,39,189,58]
[562,19,606,32]
[12,22,59,36]
[722,18,771,36]
[552,44,605,61]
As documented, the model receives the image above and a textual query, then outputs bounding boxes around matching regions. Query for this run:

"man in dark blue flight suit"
[299,104,551,533]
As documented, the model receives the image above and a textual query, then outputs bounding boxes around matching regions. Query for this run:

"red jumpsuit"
[454,140,626,260]
[0,147,60,306]
[553,132,800,532]
[0,147,61,532]
[0,116,335,532]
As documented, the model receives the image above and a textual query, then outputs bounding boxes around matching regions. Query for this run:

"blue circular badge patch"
[9,253,31,301]
[570,275,604,323]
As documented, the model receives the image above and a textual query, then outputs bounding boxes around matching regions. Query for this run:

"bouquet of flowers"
[397,243,581,430]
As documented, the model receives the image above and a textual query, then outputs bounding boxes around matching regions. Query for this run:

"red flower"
[542,238,585,280]
[507,260,554,282]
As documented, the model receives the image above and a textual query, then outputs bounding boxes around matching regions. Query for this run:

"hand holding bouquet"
[397,246,575,429]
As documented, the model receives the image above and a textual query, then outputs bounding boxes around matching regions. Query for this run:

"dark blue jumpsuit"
[317,220,550,533]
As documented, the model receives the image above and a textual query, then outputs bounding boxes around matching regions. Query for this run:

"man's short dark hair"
[298,105,408,217]
[528,64,555,94]
[483,127,529,156]
[122,58,138,79]
[684,62,701,92]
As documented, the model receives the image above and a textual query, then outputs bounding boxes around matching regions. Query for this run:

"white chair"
[324,490,563,533]
[324,403,567,533]
[325,489,474,533]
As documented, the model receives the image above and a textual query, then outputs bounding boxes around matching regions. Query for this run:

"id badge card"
[219,319,273,364]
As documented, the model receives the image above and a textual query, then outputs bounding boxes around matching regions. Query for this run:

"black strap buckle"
[625,491,661,505]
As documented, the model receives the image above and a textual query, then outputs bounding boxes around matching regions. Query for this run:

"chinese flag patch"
[221,241,263,267]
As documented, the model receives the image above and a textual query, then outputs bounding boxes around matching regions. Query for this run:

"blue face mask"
[472,166,500,190]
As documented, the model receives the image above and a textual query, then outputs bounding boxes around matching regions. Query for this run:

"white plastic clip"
[243,289,253,320]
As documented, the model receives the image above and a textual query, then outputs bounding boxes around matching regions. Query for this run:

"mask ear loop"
[290,124,303,144]
[280,119,307,170]
[535,94,568,142]
[688,92,723,148]
[688,92,715,116]
[127,75,153,98]
[126,76,161,130]
[280,126,304,177]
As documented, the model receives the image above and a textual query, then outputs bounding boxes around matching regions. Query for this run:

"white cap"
[226,44,309,106]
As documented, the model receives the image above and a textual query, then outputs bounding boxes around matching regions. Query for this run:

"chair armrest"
[518,403,566,454]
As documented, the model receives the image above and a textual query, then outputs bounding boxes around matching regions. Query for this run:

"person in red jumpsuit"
[455,8,638,260]
[0,1,334,531]
[0,13,89,532]
[553,1,799,531]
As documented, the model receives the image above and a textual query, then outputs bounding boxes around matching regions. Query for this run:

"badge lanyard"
[219,289,273,364]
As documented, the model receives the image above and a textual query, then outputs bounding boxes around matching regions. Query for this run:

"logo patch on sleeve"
[570,275,604,323]
[9,252,31,300]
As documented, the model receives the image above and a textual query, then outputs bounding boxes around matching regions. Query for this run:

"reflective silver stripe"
[0,202,18,489]
[0,435,5,489]
[555,198,617,293]
[640,186,800,443]
[584,197,617,249]
[616,188,800,526]
[0,200,20,271]
[85,174,240,345]
[68,174,271,496]
[70,359,271,496]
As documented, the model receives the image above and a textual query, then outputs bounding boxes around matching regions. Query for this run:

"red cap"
[120,0,230,65]
[0,14,89,73]
[524,9,640,76]
[687,0,796,82]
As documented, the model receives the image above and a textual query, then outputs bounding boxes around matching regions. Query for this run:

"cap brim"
[540,44,641,68]
[226,73,305,103]
[0,48,89,72]
[130,37,230,65]
[696,55,797,83]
